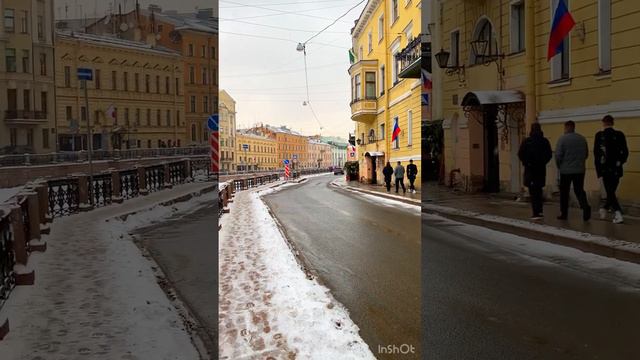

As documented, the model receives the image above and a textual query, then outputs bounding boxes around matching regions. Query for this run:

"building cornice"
[352,0,382,40]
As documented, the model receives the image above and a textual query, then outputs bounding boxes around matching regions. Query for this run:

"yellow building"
[236,131,277,171]
[433,0,640,204]
[0,0,56,154]
[219,90,237,172]
[251,124,308,169]
[55,32,184,150]
[349,0,423,188]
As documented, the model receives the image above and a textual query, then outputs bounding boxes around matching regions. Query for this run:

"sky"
[220,0,366,138]
[57,0,216,20]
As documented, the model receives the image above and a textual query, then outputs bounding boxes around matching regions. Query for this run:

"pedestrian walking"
[407,159,418,194]
[518,123,553,220]
[555,120,591,221]
[383,162,394,192]
[594,115,629,224]
[394,161,406,194]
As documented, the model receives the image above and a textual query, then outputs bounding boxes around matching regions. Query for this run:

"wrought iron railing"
[120,169,140,200]
[169,162,186,184]
[145,165,165,193]
[91,174,113,208]
[0,212,15,311]
[396,36,422,74]
[191,158,211,179]
[48,178,80,217]
[4,110,48,121]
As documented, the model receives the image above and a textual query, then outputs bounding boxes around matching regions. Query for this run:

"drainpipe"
[525,0,536,129]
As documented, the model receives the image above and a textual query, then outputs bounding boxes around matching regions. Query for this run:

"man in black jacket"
[594,115,629,224]
[407,159,418,194]
[518,122,553,219]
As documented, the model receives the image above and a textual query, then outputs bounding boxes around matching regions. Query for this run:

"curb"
[423,204,640,265]
[332,180,421,206]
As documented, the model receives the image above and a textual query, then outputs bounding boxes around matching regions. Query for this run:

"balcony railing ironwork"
[4,110,48,121]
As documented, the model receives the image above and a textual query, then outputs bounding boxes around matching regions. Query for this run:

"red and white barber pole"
[284,164,291,179]
[209,131,219,173]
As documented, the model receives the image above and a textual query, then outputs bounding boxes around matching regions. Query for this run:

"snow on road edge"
[219,179,376,360]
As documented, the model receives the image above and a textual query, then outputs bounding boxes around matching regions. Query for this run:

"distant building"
[308,139,332,168]
[0,0,56,154]
[321,136,349,167]
[219,90,237,172]
[236,131,277,171]
[249,124,309,169]
[54,31,184,150]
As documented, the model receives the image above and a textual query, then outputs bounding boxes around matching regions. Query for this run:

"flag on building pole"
[392,117,401,142]
[105,104,117,122]
[348,49,356,64]
[421,69,432,90]
[547,0,576,61]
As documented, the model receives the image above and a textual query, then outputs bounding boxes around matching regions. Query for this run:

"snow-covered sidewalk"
[0,182,213,360]
[219,181,375,360]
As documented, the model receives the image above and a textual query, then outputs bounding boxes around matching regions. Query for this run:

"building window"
[95,69,101,89]
[156,110,161,126]
[378,14,384,42]
[354,74,362,101]
[391,0,399,23]
[21,50,30,73]
[10,128,17,146]
[177,110,180,125]
[41,92,47,113]
[166,110,171,127]
[550,0,570,80]
[201,45,206,58]
[598,0,611,73]
[124,108,129,126]
[112,70,117,90]
[38,53,46,75]
[6,48,16,72]
[190,96,196,112]
[379,123,385,140]
[20,10,28,33]
[27,129,34,147]
[175,78,180,95]
[145,74,150,92]
[65,106,72,121]
[450,30,460,67]
[146,109,151,126]
[42,129,49,149]
[165,76,170,94]
[123,72,129,91]
[23,90,31,111]
[37,15,44,40]
[134,73,140,92]
[204,96,209,113]
[365,72,376,99]
[202,68,208,85]
[188,44,194,56]
[135,108,140,126]
[407,109,413,146]
[368,30,373,53]
[211,46,216,59]
[155,75,160,93]
[380,65,386,95]
[147,139,152,148]
[391,48,400,84]
[189,66,195,84]
[510,1,525,53]
[4,9,15,32]
[81,106,87,122]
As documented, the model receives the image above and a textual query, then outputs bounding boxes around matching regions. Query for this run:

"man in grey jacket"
[394,161,406,194]
[555,121,591,221]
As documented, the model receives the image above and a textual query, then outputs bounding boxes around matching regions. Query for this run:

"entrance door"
[483,106,500,192]
[371,157,377,184]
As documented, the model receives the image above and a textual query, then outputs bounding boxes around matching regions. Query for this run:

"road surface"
[264,174,421,359]
[134,202,217,358]
[422,212,640,360]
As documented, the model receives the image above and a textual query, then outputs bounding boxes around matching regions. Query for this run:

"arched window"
[470,17,498,65]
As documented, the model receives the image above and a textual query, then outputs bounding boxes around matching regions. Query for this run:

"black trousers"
[559,173,590,216]
[602,175,622,212]
[395,178,406,193]
[528,185,544,216]
[408,176,416,190]
[385,180,391,191]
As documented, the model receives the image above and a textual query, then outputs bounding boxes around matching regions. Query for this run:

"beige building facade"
[219,89,236,172]
[0,0,56,154]
[55,32,184,151]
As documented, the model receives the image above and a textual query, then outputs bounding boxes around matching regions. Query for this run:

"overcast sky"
[57,0,216,19]
[220,0,365,138]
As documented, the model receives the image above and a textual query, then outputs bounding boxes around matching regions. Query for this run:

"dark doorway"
[424,120,443,182]
[483,106,500,192]
[371,157,377,184]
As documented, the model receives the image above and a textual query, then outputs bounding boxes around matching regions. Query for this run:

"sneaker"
[531,214,543,220]
[413,190,417,194]
[599,208,608,220]
[613,211,624,224]
[583,206,591,221]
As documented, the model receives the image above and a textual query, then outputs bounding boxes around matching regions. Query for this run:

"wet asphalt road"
[135,203,217,358]
[264,174,421,360]
[423,212,640,360]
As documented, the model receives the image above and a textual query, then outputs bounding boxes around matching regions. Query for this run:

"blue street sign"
[77,68,93,81]
[242,144,249,150]
[207,114,219,131]
[283,159,290,165]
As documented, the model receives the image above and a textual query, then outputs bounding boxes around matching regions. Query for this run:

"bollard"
[9,206,35,285]
[183,159,192,181]
[111,169,124,203]
[137,166,148,195]
[77,175,92,211]
[163,163,172,189]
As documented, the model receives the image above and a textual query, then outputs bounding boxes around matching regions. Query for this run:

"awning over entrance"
[461,90,524,106]
[364,151,384,157]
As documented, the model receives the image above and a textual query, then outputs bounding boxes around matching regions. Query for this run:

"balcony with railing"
[4,110,48,125]
[349,59,378,123]
[397,34,430,79]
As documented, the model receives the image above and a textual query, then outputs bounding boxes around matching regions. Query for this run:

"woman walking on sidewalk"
[518,123,553,220]
[383,162,394,192]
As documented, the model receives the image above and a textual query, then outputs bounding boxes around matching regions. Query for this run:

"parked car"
[333,167,344,175]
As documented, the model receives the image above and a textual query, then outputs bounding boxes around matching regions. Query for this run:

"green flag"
[349,49,355,64]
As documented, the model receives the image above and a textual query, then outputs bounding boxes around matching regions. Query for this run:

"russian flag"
[548,0,576,61]
[392,118,401,142]
[421,69,432,91]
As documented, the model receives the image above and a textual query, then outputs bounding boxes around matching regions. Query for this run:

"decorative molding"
[389,90,413,107]
[390,155,421,162]
[538,101,640,124]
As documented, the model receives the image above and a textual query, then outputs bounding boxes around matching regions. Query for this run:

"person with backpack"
[394,161,406,194]
[518,123,553,219]
[406,159,418,194]
[382,162,394,192]
[555,120,591,221]
[594,115,629,224]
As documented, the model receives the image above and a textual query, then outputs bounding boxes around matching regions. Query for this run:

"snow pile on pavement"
[423,203,640,255]
[0,186,22,204]
[219,182,376,360]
